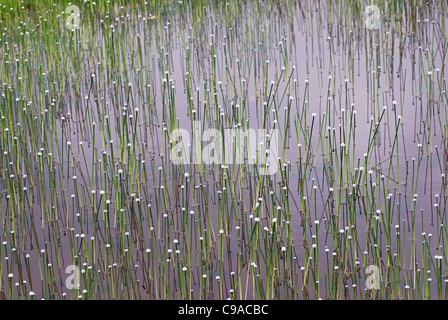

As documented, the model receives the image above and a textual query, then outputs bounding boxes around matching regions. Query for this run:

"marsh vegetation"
[0,0,447,300]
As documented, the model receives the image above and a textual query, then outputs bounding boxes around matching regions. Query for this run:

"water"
[0,0,447,300]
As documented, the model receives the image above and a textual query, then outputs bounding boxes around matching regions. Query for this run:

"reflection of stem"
[444,147,448,177]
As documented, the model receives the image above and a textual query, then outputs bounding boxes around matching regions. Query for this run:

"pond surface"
[0,0,447,300]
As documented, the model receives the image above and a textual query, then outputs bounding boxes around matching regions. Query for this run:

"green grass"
[0,0,447,300]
